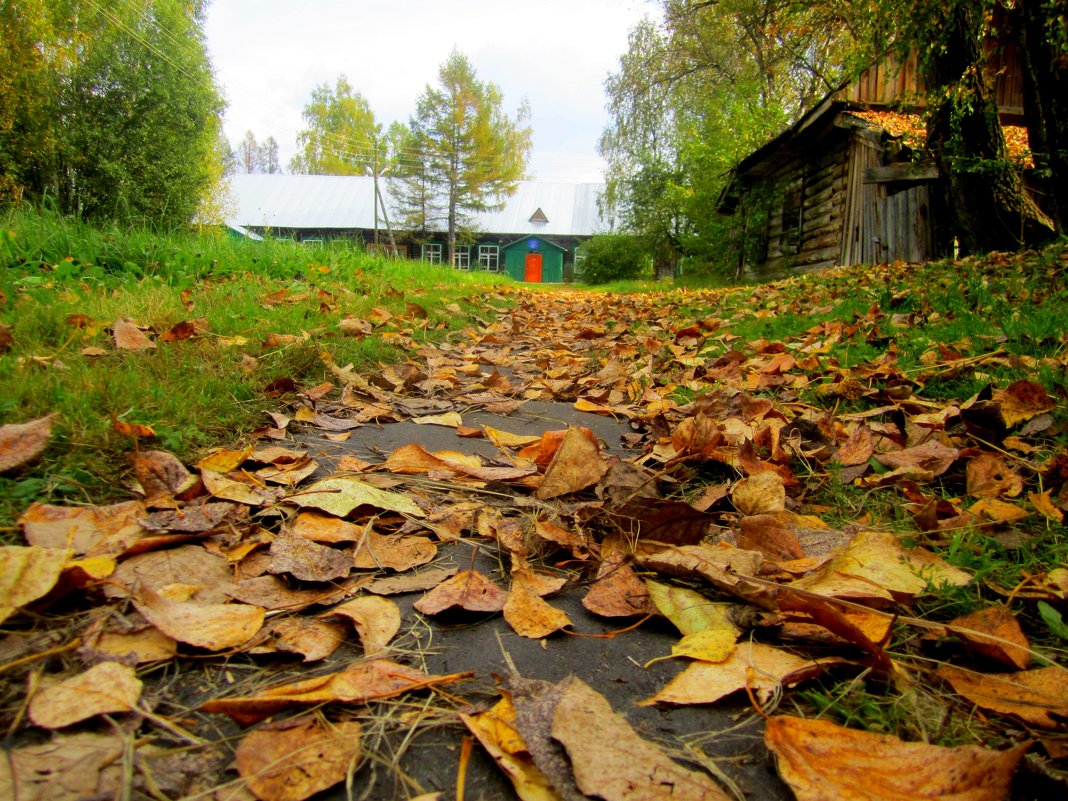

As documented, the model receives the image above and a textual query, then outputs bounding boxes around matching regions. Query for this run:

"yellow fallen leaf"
[326,596,402,656]
[504,569,572,639]
[0,545,71,624]
[285,476,425,518]
[28,662,142,729]
[134,586,264,651]
[236,719,363,801]
[765,714,1028,801]
[412,411,463,428]
[731,471,786,515]
[938,664,1068,729]
[461,696,563,801]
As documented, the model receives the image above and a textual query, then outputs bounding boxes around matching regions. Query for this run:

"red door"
[524,253,543,282]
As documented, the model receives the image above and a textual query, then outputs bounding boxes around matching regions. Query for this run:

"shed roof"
[224,174,610,238]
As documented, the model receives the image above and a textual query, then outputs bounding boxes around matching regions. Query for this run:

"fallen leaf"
[236,719,363,801]
[28,662,142,729]
[134,586,264,651]
[113,317,156,351]
[1029,490,1065,523]
[836,424,875,466]
[250,617,347,662]
[130,449,198,499]
[285,476,425,518]
[412,411,463,427]
[414,570,508,615]
[640,641,836,706]
[85,626,177,664]
[105,543,235,602]
[731,471,786,515]
[993,380,1055,427]
[552,676,731,800]
[226,575,348,611]
[966,453,1024,498]
[938,665,1068,728]
[352,528,437,571]
[268,533,352,582]
[326,596,402,656]
[504,569,572,638]
[200,659,468,725]
[461,696,563,801]
[365,567,460,595]
[582,536,655,619]
[535,426,609,500]
[0,414,56,473]
[0,732,126,800]
[765,714,1028,801]
[287,511,364,543]
[0,545,71,624]
[645,579,739,638]
[946,606,1032,669]
[875,440,959,476]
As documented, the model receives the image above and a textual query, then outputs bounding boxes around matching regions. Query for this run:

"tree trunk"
[1016,0,1068,234]
[924,2,1053,254]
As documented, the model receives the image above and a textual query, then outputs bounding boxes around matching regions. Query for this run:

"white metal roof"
[223,173,610,238]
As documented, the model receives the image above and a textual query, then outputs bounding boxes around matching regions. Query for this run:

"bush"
[577,233,651,284]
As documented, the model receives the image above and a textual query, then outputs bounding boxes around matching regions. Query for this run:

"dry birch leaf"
[946,606,1032,669]
[236,719,362,801]
[352,529,437,571]
[285,476,424,518]
[938,665,1068,728]
[460,696,564,801]
[134,586,264,651]
[0,414,56,473]
[413,570,508,615]
[19,499,147,556]
[731,471,786,515]
[0,545,71,624]
[249,617,347,662]
[326,596,402,656]
[113,317,156,351]
[200,659,468,725]
[0,732,126,800]
[535,426,609,500]
[765,714,1028,801]
[640,641,836,706]
[267,533,352,582]
[504,569,572,639]
[28,662,142,729]
[551,676,731,801]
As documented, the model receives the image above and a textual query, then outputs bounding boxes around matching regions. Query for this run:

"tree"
[258,136,282,174]
[289,75,380,175]
[408,50,532,266]
[1,0,223,227]
[237,130,260,174]
[386,121,443,247]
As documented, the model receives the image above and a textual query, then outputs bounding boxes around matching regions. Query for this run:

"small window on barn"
[453,248,471,270]
[478,244,500,271]
[779,184,804,255]
[529,207,549,224]
[422,243,443,264]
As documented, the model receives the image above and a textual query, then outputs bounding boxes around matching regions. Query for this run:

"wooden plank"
[863,163,940,183]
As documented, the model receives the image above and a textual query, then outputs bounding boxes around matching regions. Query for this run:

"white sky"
[203,0,657,182]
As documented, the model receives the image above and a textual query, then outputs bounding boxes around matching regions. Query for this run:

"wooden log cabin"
[718,40,1031,279]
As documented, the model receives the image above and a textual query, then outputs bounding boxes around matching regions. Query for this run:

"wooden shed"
[720,39,1028,279]
[502,236,566,283]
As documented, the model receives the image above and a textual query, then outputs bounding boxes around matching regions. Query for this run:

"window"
[453,247,471,270]
[422,243,443,264]
[779,177,805,255]
[477,244,500,271]
[302,238,324,248]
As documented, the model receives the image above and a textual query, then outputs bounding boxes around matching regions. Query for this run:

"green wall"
[502,237,566,282]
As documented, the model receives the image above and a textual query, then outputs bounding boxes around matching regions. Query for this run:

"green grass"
[0,208,511,532]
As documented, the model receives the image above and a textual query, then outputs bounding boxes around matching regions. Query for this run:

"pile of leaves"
[1,245,1067,800]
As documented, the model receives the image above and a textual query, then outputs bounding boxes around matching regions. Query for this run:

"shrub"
[577,233,651,284]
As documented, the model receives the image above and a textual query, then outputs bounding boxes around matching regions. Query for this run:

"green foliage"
[577,233,651,285]
[289,75,381,176]
[0,0,223,228]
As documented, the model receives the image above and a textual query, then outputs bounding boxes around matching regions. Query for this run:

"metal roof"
[223,173,610,238]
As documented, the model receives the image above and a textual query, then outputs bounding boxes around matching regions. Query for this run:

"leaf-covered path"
[3,252,1068,800]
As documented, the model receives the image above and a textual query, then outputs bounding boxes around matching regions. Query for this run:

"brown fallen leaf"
[640,641,837,706]
[946,606,1032,669]
[765,714,1028,801]
[226,575,347,611]
[414,570,508,615]
[552,676,731,800]
[0,545,71,624]
[83,624,178,664]
[113,317,156,351]
[504,569,572,639]
[105,543,235,602]
[993,379,1055,428]
[325,596,401,656]
[28,662,143,729]
[0,413,56,473]
[966,452,1024,498]
[236,719,363,801]
[268,533,352,582]
[249,617,347,662]
[134,585,264,651]
[0,732,126,800]
[938,664,1068,728]
[352,528,437,572]
[130,449,198,499]
[582,535,655,619]
[835,423,874,466]
[200,659,469,725]
[874,440,959,476]
[535,426,609,500]
[365,566,460,595]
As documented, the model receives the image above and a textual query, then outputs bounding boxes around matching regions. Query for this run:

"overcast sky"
[203,0,657,182]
